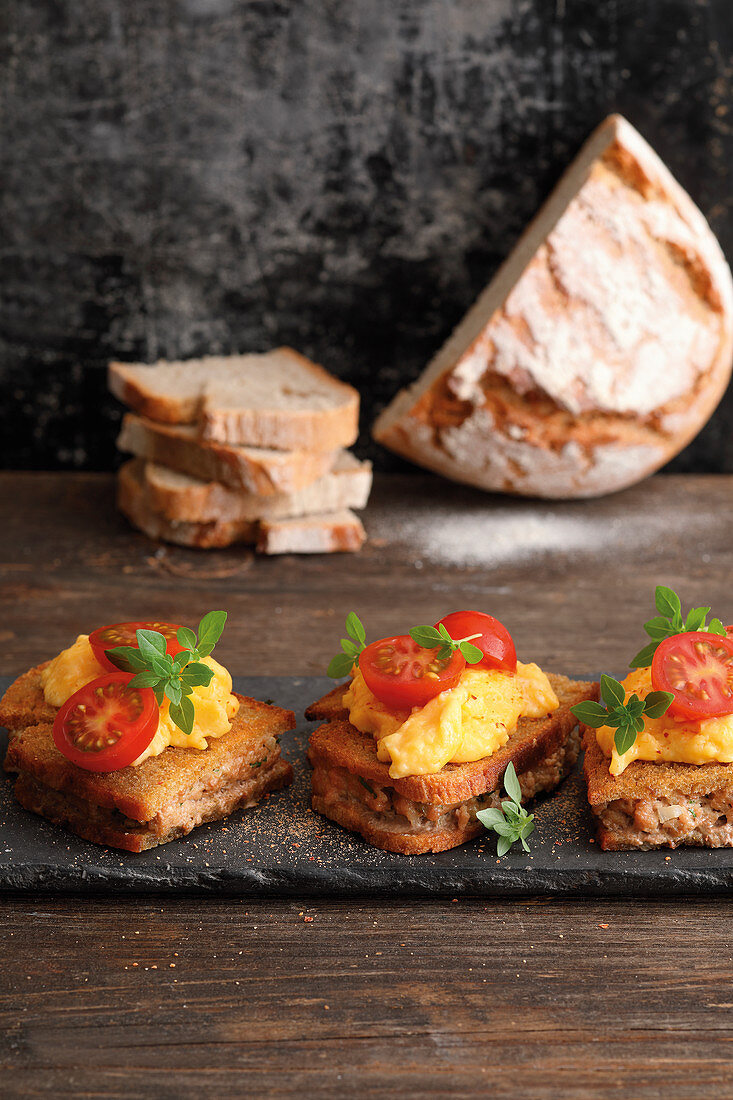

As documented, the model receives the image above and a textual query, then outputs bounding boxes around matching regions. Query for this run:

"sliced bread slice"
[117,413,339,496]
[118,459,259,548]
[373,114,733,499]
[257,510,366,555]
[110,347,360,452]
[143,452,372,523]
[117,460,366,554]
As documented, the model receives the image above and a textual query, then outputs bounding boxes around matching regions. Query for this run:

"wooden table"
[1,471,732,1098]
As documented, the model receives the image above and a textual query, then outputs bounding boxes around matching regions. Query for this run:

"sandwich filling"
[41,635,239,766]
[344,663,559,779]
[596,667,733,775]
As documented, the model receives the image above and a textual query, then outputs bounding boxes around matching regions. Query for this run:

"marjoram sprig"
[571,674,673,757]
[476,763,535,856]
[327,613,485,679]
[104,610,227,736]
[327,612,367,679]
[631,585,725,668]
[408,623,483,665]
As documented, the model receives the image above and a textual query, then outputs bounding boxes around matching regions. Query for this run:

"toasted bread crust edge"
[310,791,484,855]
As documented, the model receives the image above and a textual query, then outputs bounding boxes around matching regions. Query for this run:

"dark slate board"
[2,675,733,897]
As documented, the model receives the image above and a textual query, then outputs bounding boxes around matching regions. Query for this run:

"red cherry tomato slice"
[435,610,517,674]
[52,672,159,772]
[90,621,185,671]
[359,635,466,711]
[651,632,733,720]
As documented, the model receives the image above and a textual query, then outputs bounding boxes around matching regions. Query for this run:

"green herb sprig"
[327,613,486,680]
[408,623,483,665]
[571,674,673,757]
[631,585,725,668]
[476,763,535,856]
[104,610,227,735]
[327,613,367,679]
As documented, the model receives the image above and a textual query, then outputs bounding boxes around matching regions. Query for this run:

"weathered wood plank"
[1,472,732,679]
[1,895,732,1098]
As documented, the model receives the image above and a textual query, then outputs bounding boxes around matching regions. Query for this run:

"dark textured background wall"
[1,0,732,472]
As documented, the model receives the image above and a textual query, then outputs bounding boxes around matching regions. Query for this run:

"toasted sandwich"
[306,673,596,855]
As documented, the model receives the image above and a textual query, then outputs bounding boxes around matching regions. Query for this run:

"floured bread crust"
[374,115,733,499]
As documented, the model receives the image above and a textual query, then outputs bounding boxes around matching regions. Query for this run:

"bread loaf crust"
[374,115,733,499]
[256,510,366,555]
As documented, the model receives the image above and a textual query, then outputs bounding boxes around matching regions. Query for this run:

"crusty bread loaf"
[110,347,360,452]
[374,114,733,499]
[143,452,372,523]
[118,460,366,554]
[117,413,339,496]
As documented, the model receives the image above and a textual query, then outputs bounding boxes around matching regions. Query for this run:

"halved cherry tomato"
[435,610,517,673]
[359,635,466,711]
[651,632,733,720]
[90,621,185,671]
[52,672,159,772]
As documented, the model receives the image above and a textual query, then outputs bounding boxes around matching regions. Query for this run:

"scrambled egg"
[344,662,559,779]
[40,635,239,765]
[596,666,733,775]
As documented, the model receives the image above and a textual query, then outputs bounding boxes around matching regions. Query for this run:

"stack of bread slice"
[110,348,371,554]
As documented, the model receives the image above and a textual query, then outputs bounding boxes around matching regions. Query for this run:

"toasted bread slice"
[306,673,597,853]
[12,757,293,853]
[0,660,55,731]
[143,453,372,524]
[2,665,295,852]
[583,727,733,850]
[117,413,339,496]
[110,348,360,452]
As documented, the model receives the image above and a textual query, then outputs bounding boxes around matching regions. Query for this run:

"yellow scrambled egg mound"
[344,662,559,779]
[40,635,239,766]
[596,667,733,775]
